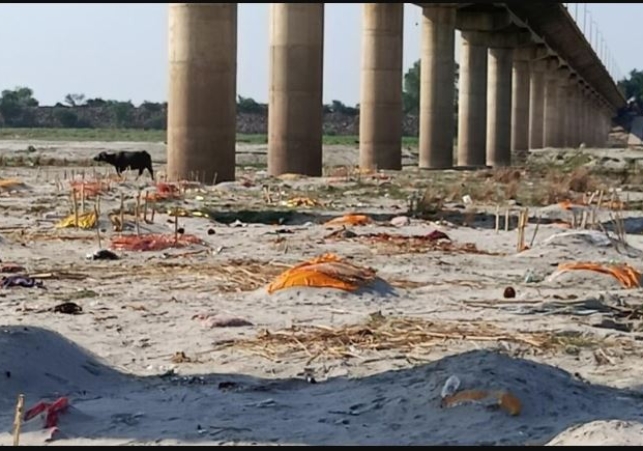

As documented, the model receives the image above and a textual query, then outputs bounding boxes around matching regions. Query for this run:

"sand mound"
[382,350,643,445]
[2,332,643,445]
[546,420,643,446]
[0,326,130,410]
[520,230,643,270]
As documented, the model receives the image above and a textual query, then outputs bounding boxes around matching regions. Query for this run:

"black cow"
[93,151,154,180]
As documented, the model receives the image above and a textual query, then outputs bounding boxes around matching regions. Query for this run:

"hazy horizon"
[0,3,639,107]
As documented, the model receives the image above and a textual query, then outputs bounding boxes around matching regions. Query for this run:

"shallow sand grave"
[2,141,643,445]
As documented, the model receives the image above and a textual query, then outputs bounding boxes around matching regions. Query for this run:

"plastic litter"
[441,375,461,399]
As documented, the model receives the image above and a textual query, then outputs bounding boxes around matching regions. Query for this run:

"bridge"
[166,3,625,183]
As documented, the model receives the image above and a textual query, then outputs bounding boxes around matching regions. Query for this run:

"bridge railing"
[564,2,623,85]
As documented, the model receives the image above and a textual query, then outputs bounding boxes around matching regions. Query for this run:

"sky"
[0,3,640,107]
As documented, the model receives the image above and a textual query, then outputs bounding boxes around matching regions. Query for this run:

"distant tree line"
[0,87,366,130]
[2,64,636,130]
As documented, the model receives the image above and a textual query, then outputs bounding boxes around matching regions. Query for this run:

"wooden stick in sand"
[516,208,528,252]
[174,206,179,246]
[135,189,141,236]
[580,210,588,230]
[597,189,605,209]
[80,181,86,214]
[94,202,102,249]
[587,191,597,207]
[609,190,616,211]
[495,204,500,234]
[143,191,149,223]
[150,197,156,223]
[119,193,125,235]
[517,210,523,252]
[12,394,25,446]
[593,189,605,228]
[529,214,541,249]
[72,188,79,230]
[504,208,510,232]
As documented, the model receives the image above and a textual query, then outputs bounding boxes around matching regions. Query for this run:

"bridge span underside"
[166,3,625,183]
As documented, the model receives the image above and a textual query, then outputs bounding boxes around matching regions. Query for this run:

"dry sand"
[1,140,643,445]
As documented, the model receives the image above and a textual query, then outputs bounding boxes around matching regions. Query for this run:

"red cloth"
[24,397,69,428]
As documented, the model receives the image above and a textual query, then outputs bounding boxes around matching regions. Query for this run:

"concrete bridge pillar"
[580,83,590,147]
[510,47,533,154]
[581,90,588,148]
[604,107,613,147]
[599,110,606,147]
[588,95,597,148]
[600,103,608,148]
[167,3,238,184]
[359,3,404,171]
[457,31,488,167]
[268,4,324,177]
[574,81,583,147]
[566,80,577,148]
[564,75,577,148]
[486,44,514,167]
[587,92,598,148]
[594,100,603,148]
[554,67,570,148]
[543,60,561,148]
[528,59,547,149]
[599,108,607,148]
[487,35,532,167]
[592,96,600,148]
[418,4,457,169]
[589,99,597,148]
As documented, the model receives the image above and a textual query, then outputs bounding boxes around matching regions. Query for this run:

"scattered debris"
[55,211,97,230]
[218,381,238,391]
[70,180,109,198]
[110,233,202,252]
[390,216,410,227]
[192,313,254,329]
[324,214,372,227]
[166,207,210,219]
[2,275,45,289]
[441,388,522,417]
[441,375,461,398]
[171,351,193,364]
[52,302,83,315]
[426,230,451,242]
[146,182,181,201]
[503,287,516,299]
[325,228,357,239]
[324,231,495,256]
[284,197,322,208]
[1,264,26,274]
[86,249,120,261]
[0,179,27,191]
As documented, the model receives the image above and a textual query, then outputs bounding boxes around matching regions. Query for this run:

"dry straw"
[212,315,553,365]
